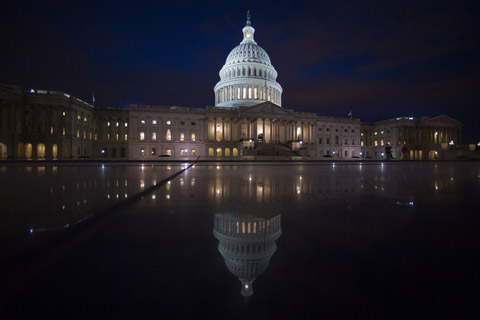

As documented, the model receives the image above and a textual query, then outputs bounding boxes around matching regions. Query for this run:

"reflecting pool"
[1,162,479,318]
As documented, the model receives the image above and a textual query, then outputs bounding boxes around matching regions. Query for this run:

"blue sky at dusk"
[1,0,479,142]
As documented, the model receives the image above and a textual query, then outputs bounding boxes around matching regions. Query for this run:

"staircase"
[255,143,299,157]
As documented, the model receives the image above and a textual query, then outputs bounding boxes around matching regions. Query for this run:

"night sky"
[1,0,479,142]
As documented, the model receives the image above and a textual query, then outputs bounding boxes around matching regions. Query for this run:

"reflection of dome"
[214,12,283,108]
[213,213,282,297]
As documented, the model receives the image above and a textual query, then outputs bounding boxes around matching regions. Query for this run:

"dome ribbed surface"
[225,43,272,66]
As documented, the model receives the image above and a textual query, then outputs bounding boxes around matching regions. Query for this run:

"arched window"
[166,129,172,141]
[52,144,58,159]
[259,69,262,77]
[208,147,214,157]
[37,143,45,159]
[216,148,222,156]
[242,68,245,76]
[254,68,257,76]
[233,148,239,157]
[225,148,231,156]
[248,68,251,76]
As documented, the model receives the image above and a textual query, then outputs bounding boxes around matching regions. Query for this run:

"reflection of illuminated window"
[140,132,145,140]
[166,148,172,156]
[191,133,196,141]
[166,129,172,141]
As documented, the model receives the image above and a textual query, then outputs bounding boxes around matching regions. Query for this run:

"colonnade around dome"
[215,84,281,106]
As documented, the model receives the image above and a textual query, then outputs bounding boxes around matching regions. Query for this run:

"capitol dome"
[214,12,283,108]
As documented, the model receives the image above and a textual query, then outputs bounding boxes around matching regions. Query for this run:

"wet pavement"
[1,162,479,319]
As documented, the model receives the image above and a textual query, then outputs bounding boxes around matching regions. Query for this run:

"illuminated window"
[361,132,364,136]
[191,121,196,126]
[124,122,128,127]
[152,120,157,125]
[63,127,66,136]
[116,122,119,127]
[116,133,119,141]
[375,140,378,146]
[243,87,246,99]
[248,87,252,99]
[152,132,157,141]
[254,87,258,99]
[166,129,172,141]
[191,133,196,141]
[124,134,128,141]
[216,148,222,156]
[62,111,66,117]
[180,149,186,156]
[361,141,364,147]
[107,133,110,140]
[191,149,196,156]
[140,132,145,140]
[83,131,87,139]
[140,120,145,124]
[140,148,144,155]
[77,114,81,120]
[381,131,384,134]
[84,117,87,122]
[107,122,110,127]
[76,129,80,138]
[381,140,384,146]
[166,120,171,125]
[166,148,172,156]
[50,126,54,135]
[180,133,185,141]
[374,131,377,135]
[94,133,98,140]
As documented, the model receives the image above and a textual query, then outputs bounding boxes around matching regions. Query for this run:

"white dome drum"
[214,12,283,108]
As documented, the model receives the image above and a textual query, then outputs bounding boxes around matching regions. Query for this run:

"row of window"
[139,131,196,142]
[139,147,196,157]
[319,128,356,133]
[318,137,356,145]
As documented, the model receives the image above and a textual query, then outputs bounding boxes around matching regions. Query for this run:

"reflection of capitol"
[213,213,281,296]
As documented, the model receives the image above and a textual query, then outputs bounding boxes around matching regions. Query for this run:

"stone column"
[222,118,225,141]
[262,118,265,143]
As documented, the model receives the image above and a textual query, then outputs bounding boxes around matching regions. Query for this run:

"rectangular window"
[327,138,330,144]
[151,148,157,155]
[345,139,348,145]
[125,134,128,141]
[319,138,322,144]
[116,122,119,127]
[77,115,81,120]
[63,127,66,136]
[191,149,196,156]
[191,121,196,126]
[375,140,378,146]
[90,132,93,140]
[152,132,157,141]
[152,120,157,125]
[180,121,185,125]
[95,133,98,141]
[84,117,87,122]
[77,129,80,138]
[345,151,348,157]
[180,133,185,141]
[191,133,196,141]
[84,131,87,139]
[107,122,111,127]
[381,140,384,146]
[180,149,186,156]
[50,126,54,135]
[125,122,128,127]
[361,141,364,147]
[62,111,66,117]
[140,120,145,124]
[116,133,119,141]
[107,133,110,140]
[140,132,145,140]
[352,139,354,145]
[166,148,172,156]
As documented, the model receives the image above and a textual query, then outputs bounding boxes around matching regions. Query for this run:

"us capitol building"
[0,13,462,161]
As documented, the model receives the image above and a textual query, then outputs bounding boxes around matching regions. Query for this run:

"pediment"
[424,115,461,124]
[241,102,293,116]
